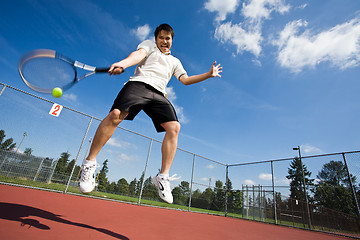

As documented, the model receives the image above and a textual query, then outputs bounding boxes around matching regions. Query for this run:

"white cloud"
[204,0,241,22]
[244,179,256,185]
[242,0,290,23]
[106,137,131,149]
[258,173,272,180]
[107,137,122,148]
[276,178,290,185]
[166,86,177,102]
[117,153,135,163]
[215,22,262,57]
[301,144,323,154]
[131,24,151,41]
[166,86,188,124]
[211,0,290,59]
[273,17,360,72]
[174,104,188,124]
[206,164,215,169]
[296,3,307,10]
[200,177,209,182]
[62,93,77,102]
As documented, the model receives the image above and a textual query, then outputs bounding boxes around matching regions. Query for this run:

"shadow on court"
[0,202,129,240]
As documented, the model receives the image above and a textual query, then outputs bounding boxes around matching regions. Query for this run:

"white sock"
[158,173,169,178]
[84,159,96,165]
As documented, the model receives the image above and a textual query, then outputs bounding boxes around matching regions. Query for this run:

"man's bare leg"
[79,109,128,193]
[151,121,180,203]
[87,109,128,161]
[159,121,180,174]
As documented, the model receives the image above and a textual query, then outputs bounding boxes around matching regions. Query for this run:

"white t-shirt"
[128,40,187,96]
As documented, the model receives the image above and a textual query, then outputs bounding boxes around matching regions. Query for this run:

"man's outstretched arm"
[108,48,147,75]
[179,61,222,85]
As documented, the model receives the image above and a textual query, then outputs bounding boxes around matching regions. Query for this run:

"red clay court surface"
[0,184,351,240]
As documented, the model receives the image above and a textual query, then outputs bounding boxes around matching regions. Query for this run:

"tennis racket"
[18,49,122,93]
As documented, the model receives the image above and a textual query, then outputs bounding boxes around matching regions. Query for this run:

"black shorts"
[110,81,178,132]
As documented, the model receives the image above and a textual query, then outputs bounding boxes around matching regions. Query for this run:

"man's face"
[155,30,172,54]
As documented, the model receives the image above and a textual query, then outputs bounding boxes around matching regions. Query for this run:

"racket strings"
[20,57,76,93]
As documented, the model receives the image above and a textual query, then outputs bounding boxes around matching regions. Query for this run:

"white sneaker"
[79,160,99,193]
[152,173,180,204]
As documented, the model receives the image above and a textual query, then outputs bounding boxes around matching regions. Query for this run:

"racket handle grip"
[95,67,124,73]
[95,67,110,73]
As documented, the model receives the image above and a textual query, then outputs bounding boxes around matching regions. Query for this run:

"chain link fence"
[0,82,359,238]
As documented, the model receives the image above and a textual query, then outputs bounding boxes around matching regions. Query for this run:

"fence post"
[271,160,278,224]
[137,138,153,205]
[242,184,244,218]
[296,146,312,229]
[47,160,58,184]
[252,185,255,220]
[246,185,249,219]
[0,84,7,96]
[188,154,196,212]
[258,185,261,220]
[76,138,92,181]
[225,165,229,217]
[342,153,360,219]
[33,157,45,181]
[64,117,93,193]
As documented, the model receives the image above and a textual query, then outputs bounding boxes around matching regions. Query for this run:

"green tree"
[0,130,16,151]
[0,130,4,143]
[191,187,215,209]
[317,160,354,186]
[66,159,75,174]
[172,181,191,205]
[211,180,225,211]
[190,189,205,208]
[172,186,184,205]
[202,187,215,208]
[173,181,190,205]
[97,159,109,191]
[117,178,130,195]
[141,176,158,199]
[180,181,190,197]
[129,178,137,196]
[286,157,314,201]
[24,148,33,156]
[107,182,117,193]
[314,160,357,214]
[66,159,80,181]
[226,179,243,213]
[136,172,145,196]
[54,152,71,175]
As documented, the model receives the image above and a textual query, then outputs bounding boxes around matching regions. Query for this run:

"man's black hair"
[154,24,174,39]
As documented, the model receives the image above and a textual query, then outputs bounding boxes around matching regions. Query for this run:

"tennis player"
[79,23,222,203]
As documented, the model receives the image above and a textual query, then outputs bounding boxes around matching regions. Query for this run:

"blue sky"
[1,0,360,188]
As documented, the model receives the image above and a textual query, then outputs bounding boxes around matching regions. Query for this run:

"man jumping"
[79,23,222,204]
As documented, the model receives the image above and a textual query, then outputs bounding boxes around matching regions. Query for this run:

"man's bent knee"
[108,109,128,124]
[162,121,181,135]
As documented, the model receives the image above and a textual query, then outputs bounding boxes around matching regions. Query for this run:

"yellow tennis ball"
[52,87,63,98]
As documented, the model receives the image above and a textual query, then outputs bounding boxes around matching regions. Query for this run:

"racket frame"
[18,49,110,93]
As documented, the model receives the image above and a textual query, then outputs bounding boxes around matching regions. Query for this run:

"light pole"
[293,146,312,229]
[15,132,27,153]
